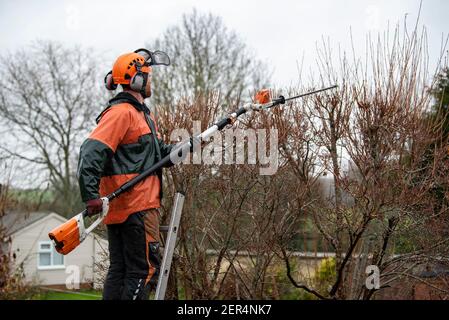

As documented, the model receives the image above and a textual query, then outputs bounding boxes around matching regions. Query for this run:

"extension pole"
[50,85,338,256]
[102,85,338,204]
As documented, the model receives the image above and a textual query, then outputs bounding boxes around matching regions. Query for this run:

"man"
[77,49,175,300]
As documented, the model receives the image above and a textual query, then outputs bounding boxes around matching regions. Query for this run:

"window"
[38,241,64,269]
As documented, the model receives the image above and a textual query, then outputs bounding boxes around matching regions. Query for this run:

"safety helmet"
[104,49,170,92]
[112,52,151,85]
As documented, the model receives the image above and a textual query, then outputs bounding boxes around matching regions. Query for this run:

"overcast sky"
[0,0,448,186]
[0,0,448,87]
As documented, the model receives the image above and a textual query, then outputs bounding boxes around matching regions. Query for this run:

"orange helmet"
[111,52,152,85]
[104,49,170,93]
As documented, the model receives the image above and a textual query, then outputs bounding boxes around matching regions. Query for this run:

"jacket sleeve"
[150,115,176,168]
[158,137,175,167]
[77,106,132,202]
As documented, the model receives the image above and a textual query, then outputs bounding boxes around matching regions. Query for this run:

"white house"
[1,211,108,289]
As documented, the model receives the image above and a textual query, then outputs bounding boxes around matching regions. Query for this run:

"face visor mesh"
[134,49,170,66]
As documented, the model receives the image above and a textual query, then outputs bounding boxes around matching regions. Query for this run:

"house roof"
[1,211,107,240]
[1,211,53,236]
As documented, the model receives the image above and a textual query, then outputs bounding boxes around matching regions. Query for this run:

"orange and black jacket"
[77,92,174,225]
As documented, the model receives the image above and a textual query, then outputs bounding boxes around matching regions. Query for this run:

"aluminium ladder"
[154,192,185,300]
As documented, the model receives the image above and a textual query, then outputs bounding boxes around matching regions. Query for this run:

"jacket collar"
[108,92,151,114]
[96,92,151,124]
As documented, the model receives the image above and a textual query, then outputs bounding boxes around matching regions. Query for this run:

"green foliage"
[7,186,84,217]
[391,217,419,254]
[266,257,338,300]
[32,289,101,300]
[393,234,418,254]
[9,188,54,208]
[432,67,449,109]
[314,257,336,295]
[430,67,449,139]
[315,257,336,281]
[267,260,316,300]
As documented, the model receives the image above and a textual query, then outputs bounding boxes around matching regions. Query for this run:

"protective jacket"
[77,92,173,224]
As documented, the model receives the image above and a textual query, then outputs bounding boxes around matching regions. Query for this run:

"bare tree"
[147,9,270,108]
[280,17,449,299]
[150,82,334,300]
[0,41,103,215]
[0,166,36,299]
[91,19,448,299]
[88,13,448,301]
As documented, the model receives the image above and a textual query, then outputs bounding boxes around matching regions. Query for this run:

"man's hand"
[86,198,103,217]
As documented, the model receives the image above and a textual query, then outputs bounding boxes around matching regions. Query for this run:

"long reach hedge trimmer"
[48,85,338,255]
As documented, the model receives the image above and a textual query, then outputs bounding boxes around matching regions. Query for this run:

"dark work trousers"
[102,209,161,300]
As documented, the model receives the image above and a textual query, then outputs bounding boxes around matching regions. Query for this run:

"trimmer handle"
[48,197,109,255]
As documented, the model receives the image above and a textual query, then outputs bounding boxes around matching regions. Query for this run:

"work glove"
[86,198,103,217]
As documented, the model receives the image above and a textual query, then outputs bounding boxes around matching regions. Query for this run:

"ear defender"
[129,62,145,92]
[104,71,117,90]
[142,73,151,98]
[130,73,145,92]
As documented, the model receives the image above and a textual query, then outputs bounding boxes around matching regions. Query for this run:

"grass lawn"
[35,289,102,300]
